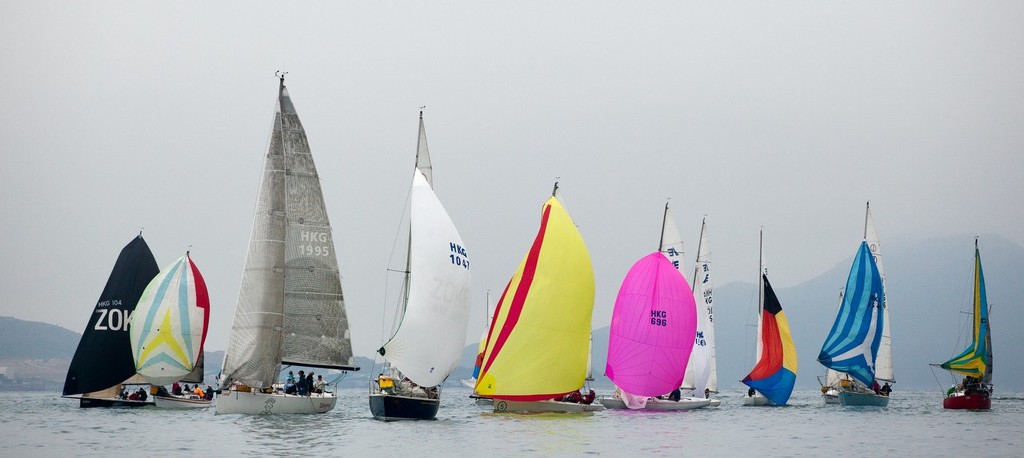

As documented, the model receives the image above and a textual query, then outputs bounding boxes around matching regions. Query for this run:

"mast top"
[275,70,288,82]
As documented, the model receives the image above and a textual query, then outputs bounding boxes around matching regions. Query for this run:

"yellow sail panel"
[476,197,595,401]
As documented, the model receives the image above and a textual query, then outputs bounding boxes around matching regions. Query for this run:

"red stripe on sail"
[744,310,783,381]
[188,255,210,364]
[479,203,552,380]
[479,281,513,378]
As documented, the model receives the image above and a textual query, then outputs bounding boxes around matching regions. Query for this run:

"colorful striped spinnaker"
[940,241,991,379]
[818,241,885,387]
[742,273,797,405]
[130,254,210,386]
[606,252,697,397]
[475,196,595,401]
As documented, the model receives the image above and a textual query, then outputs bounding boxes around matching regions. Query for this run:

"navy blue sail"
[817,241,885,387]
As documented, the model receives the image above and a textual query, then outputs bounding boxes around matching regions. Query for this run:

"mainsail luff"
[64,236,160,396]
[222,78,355,389]
[865,203,894,383]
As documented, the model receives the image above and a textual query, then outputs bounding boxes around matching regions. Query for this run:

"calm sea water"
[3,387,1022,456]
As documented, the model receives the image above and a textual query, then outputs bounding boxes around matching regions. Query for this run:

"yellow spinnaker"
[476,196,595,401]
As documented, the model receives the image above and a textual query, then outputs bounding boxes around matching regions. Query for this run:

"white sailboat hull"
[742,393,775,406]
[215,389,336,414]
[153,395,212,409]
[494,399,605,414]
[599,396,710,411]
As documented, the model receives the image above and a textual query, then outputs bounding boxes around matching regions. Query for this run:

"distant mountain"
[0,316,80,359]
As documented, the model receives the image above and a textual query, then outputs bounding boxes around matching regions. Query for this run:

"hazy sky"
[2,1,1022,358]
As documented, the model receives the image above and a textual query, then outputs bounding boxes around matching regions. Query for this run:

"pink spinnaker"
[605,252,697,397]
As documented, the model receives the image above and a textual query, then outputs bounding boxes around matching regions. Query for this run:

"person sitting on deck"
[872,380,881,395]
[296,371,308,395]
[880,382,892,396]
[559,391,583,403]
[172,381,182,395]
[378,374,395,394]
[314,375,325,394]
[704,388,711,399]
[193,385,205,399]
[748,387,756,397]
[581,389,596,405]
[667,388,681,402]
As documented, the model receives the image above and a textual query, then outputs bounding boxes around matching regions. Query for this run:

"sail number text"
[93,300,132,331]
[449,242,469,270]
[650,310,667,326]
[300,231,331,257]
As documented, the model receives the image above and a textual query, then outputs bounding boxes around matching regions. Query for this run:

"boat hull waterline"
[493,399,605,414]
[369,393,440,421]
[153,395,212,409]
[599,397,710,411]
[943,392,991,410]
[215,390,337,414]
[838,390,890,407]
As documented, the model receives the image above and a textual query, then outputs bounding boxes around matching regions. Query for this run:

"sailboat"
[475,184,604,413]
[217,74,359,415]
[600,204,707,411]
[817,203,891,407]
[681,215,720,406]
[130,252,212,409]
[62,234,160,408]
[741,230,797,406]
[369,111,472,421]
[460,292,493,406]
[935,239,993,410]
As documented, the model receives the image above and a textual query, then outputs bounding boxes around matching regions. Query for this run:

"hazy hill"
[0,316,80,359]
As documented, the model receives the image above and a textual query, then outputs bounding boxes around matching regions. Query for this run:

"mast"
[658,202,669,252]
[756,228,765,362]
[691,217,706,295]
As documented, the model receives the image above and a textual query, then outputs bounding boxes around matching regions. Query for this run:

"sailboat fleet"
[61,75,1003,416]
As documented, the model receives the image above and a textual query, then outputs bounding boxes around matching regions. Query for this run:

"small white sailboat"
[475,184,604,414]
[217,74,359,415]
[369,111,472,421]
[680,215,720,406]
[817,203,892,407]
[62,234,160,408]
[130,252,212,409]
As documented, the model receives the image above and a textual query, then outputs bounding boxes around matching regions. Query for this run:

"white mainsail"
[683,217,717,394]
[865,204,894,383]
[221,79,356,390]
[379,170,471,387]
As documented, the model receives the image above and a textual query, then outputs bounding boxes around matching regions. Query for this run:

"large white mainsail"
[683,217,717,394]
[221,76,356,392]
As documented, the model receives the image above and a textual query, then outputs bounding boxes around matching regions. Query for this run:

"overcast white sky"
[2,1,1022,358]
